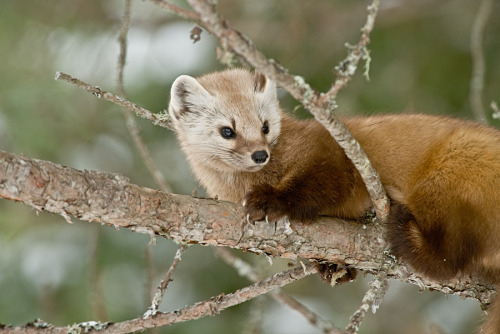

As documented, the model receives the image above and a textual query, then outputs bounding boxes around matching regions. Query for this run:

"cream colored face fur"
[169,69,281,173]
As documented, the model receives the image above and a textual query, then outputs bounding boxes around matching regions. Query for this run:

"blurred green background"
[0,1,499,333]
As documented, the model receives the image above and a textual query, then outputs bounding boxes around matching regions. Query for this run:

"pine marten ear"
[253,72,267,92]
[169,75,212,120]
[254,72,277,102]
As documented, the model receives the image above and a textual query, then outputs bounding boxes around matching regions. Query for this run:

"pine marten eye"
[262,121,269,135]
[220,127,236,139]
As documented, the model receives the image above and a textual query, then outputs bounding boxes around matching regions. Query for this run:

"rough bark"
[0,150,495,308]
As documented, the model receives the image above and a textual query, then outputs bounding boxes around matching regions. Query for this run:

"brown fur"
[169,69,500,333]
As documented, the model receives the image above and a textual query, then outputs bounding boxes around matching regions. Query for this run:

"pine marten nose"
[251,150,268,164]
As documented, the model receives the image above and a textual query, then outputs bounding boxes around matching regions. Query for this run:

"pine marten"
[168,68,500,333]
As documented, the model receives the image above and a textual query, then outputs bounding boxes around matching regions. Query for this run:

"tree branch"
[115,0,172,193]
[215,248,343,334]
[322,0,380,102]
[0,150,382,267]
[144,245,188,318]
[469,0,494,123]
[117,0,132,99]
[54,72,172,129]
[1,263,318,334]
[344,257,391,333]
[148,0,199,21]
[0,150,494,309]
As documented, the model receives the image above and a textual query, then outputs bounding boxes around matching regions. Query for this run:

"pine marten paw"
[243,184,287,223]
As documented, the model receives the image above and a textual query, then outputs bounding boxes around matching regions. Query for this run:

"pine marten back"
[168,68,500,333]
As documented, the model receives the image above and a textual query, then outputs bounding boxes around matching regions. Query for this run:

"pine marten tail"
[387,203,469,281]
[388,203,499,333]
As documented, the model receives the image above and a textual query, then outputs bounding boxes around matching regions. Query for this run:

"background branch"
[344,259,391,333]
[322,0,380,102]
[115,0,171,193]
[2,263,318,334]
[89,225,109,321]
[54,72,172,129]
[149,0,199,21]
[144,244,188,317]
[215,248,343,334]
[469,0,494,123]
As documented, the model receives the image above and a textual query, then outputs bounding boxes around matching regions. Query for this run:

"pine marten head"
[169,69,281,173]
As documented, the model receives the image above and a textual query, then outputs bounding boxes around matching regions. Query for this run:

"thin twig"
[89,225,109,321]
[312,0,387,222]
[313,110,388,223]
[144,244,188,318]
[0,149,496,305]
[344,275,390,334]
[54,71,172,129]
[149,0,199,21]
[2,263,318,334]
[491,101,500,119]
[144,245,156,306]
[116,3,171,319]
[177,0,316,104]
[469,0,493,123]
[215,248,343,334]
[242,296,265,334]
[344,254,393,334]
[116,0,171,192]
[321,0,380,103]
[117,0,132,98]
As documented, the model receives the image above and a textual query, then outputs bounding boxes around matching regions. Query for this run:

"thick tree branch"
[0,150,494,308]
[0,150,382,267]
